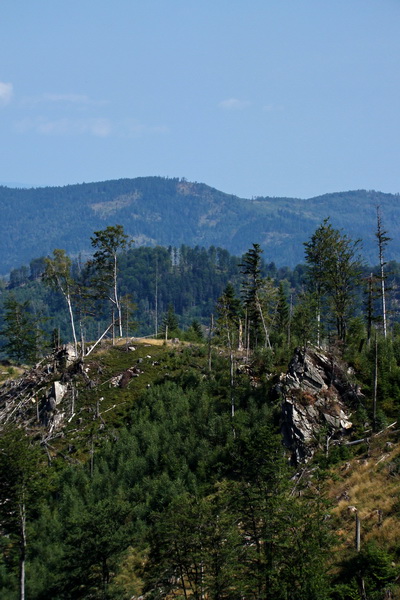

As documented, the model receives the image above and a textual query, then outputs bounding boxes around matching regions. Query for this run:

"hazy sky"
[1,0,400,198]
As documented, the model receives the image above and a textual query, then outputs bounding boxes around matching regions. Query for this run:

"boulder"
[52,381,68,405]
[56,343,78,369]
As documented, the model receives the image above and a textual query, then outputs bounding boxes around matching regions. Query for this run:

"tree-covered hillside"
[1,337,400,598]
[1,177,399,274]
[1,218,400,598]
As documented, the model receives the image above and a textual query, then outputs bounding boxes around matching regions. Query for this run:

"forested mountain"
[1,176,399,274]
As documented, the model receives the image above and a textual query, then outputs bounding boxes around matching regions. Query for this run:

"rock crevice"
[277,347,361,463]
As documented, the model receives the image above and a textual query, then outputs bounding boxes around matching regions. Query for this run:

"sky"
[1,0,400,199]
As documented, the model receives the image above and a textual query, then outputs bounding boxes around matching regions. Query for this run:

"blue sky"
[1,0,400,198]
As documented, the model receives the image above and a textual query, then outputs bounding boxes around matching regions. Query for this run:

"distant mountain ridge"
[1,176,398,274]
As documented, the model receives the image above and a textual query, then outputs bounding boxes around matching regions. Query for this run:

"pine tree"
[185,319,203,342]
[227,409,331,599]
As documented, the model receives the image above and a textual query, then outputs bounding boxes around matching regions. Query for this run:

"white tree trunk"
[65,294,78,357]
[256,295,271,349]
[85,322,114,356]
[113,253,123,337]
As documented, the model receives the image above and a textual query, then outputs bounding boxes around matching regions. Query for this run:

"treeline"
[2,217,400,363]
[0,241,243,360]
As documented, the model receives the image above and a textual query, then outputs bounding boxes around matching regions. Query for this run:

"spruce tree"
[1,296,43,364]
[304,219,362,344]
[161,303,179,337]
[216,283,242,350]
[240,244,267,349]
[0,427,49,600]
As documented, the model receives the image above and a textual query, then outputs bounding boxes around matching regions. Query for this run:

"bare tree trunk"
[238,317,243,351]
[381,270,387,339]
[208,314,214,373]
[155,257,159,336]
[19,501,26,600]
[355,513,361,552]
[80,319,85,358]
[373,334,378,429]
[85,322,113,356]
[66,294,78,357]
[256,295,271,349]
[113,253,123,338]
[288,293,293,348]
[377,206,389,339]
[360,576,367,600]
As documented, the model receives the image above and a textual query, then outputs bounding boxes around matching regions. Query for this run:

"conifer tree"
[1,296,43,364]
[186,319,203,341]
[216,283,242,350]
[161,303,179,338]
[61,496,133,598]
[304,219,362,344]
[90,225,131,338]
[276,281,290,335]
[0,427,48,600]
[240,244,267,348]
[230,409,332,599]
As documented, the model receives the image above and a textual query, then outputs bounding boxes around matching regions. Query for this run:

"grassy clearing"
[0,363,26,384]
[328,430,400,553]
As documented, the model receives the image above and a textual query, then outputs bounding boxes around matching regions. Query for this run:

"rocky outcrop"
[277,347,362,463]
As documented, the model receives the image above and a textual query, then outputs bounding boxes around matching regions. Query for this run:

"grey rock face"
[278,347,359,463]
